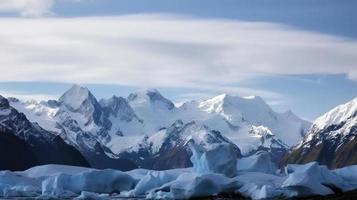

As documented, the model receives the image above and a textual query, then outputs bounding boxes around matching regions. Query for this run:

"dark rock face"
[0,130,38,171]
[281,123,357,169]
[0,95,90,170]
[78,140,138,171]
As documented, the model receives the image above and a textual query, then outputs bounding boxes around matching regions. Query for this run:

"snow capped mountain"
[128,89,175,111]
[101,96,140,123]
[100,95,144,137]
[127,89,178,133]
[0,95,89,170]
[9,87,137,171]
[58,84,109,143]
[117,120,242,170]
[186,94,311,146]
[313,97,357,132]
[282,97,357,169]
[59,84,95,111]
[5,85,311,170]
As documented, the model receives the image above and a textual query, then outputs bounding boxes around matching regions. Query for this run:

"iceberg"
[0,161,357,199]
[189,140,238,177]
[42,169,135,197]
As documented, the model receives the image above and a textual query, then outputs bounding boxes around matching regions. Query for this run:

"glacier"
[1,143,357,200]
[1,162,357,199]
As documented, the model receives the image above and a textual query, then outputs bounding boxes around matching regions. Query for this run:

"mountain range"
[1,84,356,170]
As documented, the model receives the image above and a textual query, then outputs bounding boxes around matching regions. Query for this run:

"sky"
[0,0,356,121]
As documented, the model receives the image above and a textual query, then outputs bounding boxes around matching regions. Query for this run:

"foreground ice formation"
[1,160,357,199]
[189,140,238,177]
[0,141,356,200]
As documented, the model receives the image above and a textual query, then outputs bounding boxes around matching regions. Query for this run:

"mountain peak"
[128,88,175,110]
[313,97,357,130]
[199,93,270,114]
[59,84,94,110]
[128,88,161,100]
[100,95,138,121]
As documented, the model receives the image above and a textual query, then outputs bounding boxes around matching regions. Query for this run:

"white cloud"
[0,0,86,17]
[0,90,59,101]
[0,0,54,17]
[0,14,356,101]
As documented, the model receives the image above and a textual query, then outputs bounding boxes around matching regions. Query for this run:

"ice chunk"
[282,162,345,196]
[74,191,110,200]
[18,164,93,178]
[189,141,238,177]
[1,163,357,200]
[0,171,41,197]
[42,169,135,196]
[148,173,239,199]
[236,172,285,199]
[131,171,176,196]
[237,151,277,174]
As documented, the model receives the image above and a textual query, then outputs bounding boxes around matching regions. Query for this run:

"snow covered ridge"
[5,84,309,170]
[282,97,357,169]
[314,97,357,130]
[1,151,357,199]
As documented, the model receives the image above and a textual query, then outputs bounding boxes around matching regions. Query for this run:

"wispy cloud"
[0,0,55,17]
[0,14,356,103]
[0,0,85,17]
[0,90,59,101]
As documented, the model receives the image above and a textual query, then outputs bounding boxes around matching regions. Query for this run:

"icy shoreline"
[0,161,356,200]
[1,138,357,200]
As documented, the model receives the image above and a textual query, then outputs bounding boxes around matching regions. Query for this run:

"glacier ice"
[189,140,238,177]
[42,169,135,197]
[0,163,357,199]
[237,151,277,174]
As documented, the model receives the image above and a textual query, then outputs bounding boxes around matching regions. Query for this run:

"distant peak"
[128,88,175,110]
[67,84,89,94]
[59,84,94,110]
[205,93,267,105]
[128,88,160,98]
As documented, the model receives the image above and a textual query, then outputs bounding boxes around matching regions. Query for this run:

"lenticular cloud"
[0,14,356,89]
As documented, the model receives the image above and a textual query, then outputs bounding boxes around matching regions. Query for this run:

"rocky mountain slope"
[8,86,137,171]
[281,98,357,169]
[0,95,89,170]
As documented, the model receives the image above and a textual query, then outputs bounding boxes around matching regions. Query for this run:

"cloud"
[0,0,54,17]
[0,0,86,17]
[0,14,356,101]
[0,90,59,101]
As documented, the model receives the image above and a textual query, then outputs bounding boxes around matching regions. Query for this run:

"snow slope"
[183,94,310,146]
[314,97,357,131]
[282,97,357,169]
